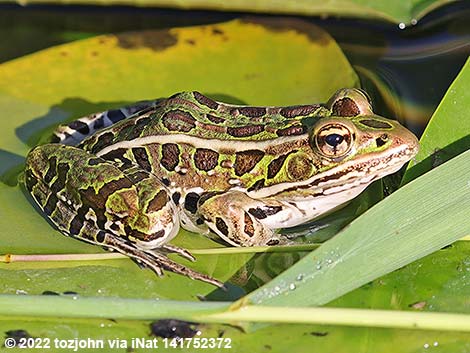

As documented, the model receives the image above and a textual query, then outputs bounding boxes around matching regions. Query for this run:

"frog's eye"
[314,123,354,158]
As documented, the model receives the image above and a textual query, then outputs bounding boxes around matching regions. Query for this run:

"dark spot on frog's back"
[247,178,265,192]
[193,92,219,110]
[227,125,264,137]
[332,97,360,117]
[280,105,318,118]
[117,30,178,51]
[90,132,114,154]
[194,148,219,171]
[162,109,196,132]
[126,117,151,139]
[206,114,225,124]
[44,156,57,184]
[100,148,133,169]
[238,106,266,118]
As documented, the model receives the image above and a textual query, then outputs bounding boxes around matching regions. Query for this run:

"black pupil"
[325,133,344,147]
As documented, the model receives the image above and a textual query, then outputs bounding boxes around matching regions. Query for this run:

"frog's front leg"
[24,144,223,287]
[197,191,292,247]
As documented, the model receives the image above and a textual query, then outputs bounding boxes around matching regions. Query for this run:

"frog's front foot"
[197,191,288,247]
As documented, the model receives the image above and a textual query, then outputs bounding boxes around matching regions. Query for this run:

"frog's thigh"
[197,191,285,247]
[25,144,179,249]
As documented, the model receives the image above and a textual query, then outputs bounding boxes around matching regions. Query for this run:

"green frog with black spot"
[24,88,419,287]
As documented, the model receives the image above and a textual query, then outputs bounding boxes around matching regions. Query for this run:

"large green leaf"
[0,18,358,298]
[0,0,458,26]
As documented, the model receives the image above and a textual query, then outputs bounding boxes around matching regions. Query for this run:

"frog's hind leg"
[25,144,223,287]
[101,236,224,288]
[197,191,290,247]
[52,100,159,146]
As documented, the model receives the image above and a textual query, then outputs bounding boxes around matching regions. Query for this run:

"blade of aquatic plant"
[2,294,470,332]
[244,148,470,307]
[0,244,319,263]
[402,57,470,184]
[4,0,454,26]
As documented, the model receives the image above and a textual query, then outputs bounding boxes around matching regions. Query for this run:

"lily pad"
[0,18,358,298]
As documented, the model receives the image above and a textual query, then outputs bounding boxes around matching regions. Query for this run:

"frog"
[24,88,419,287]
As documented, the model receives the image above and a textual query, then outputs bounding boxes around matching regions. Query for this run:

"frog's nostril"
[375,134,389,147]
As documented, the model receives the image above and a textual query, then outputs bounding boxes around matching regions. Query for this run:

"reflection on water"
[317,2,470,135]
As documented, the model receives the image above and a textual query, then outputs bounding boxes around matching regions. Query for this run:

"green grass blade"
[205,306,470,332]
[3,294,470,333]
[245,148,470,307]
[0,294,229,320]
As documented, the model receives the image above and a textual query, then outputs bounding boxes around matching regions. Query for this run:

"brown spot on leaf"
[117,30,178,51]
[212,27,224,35]
[241,17,329,45]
